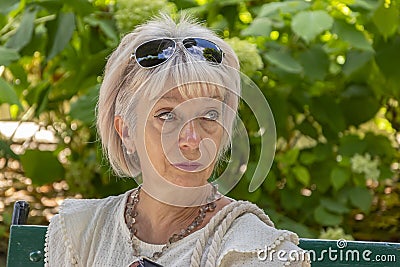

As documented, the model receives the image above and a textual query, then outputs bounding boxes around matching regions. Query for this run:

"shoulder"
[213,201,310,266]
[46,190,132,257]
[220,207,299,253]
[52,190,131,233]
[60,190,129,217]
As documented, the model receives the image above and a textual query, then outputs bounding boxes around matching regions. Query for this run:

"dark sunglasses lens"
[135,39,176,67]
[183,38,223,64]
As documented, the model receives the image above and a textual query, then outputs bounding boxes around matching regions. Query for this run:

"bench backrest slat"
[7,225,47,267]
[299,238,400,266]
[7,225,400,266]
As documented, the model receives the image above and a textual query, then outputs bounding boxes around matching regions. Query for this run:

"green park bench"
[7,201,400,266]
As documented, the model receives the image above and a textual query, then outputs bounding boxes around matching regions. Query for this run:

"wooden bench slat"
[299,238,400,266]
[7,225,400,266]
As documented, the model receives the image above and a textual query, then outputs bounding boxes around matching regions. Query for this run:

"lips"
[173,162,203,171]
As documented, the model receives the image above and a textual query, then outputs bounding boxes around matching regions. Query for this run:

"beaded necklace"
[125,185,219,267]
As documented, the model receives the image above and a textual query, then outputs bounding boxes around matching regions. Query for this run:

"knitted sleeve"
[218,239,311,266]
[44,214,78,267]
[188,200,310,267]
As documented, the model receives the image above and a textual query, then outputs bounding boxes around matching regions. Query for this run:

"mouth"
[173,162,203,172]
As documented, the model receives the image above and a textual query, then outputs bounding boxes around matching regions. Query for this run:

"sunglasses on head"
[131,38,224,68]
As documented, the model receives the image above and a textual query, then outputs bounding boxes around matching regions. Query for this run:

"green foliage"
[0,0,399,244]
[114,0,176,34]
[319,227,354,240]
[19,150,65,185]
[0,77,21,108]
[225,37,264,76]
[291,10,333,43]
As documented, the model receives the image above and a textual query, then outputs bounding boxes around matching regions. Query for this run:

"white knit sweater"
[44,188,310,266]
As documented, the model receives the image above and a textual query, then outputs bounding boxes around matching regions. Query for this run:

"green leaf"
[342,50,374,76]
[332,20,373,51]
[280,189,304,210]
[338,134,366,156]
[35,1,63,13]
[341,98,380,127]
[373,2,399,39]
[291,11,333,43]
[364,133,395,158]
[330,167,350,190]
[375,36,400,81]
[22,81,50,117]
[5,7,37,51]
[292,165,310,186]
[350,0,381,11]
[278,219,315,238]
[313,143,333,162]
[62,0,95,16]
[296,119,319,139]
[264,50,303,73]
[299,45,330,81]
[314,205,343,226]
[241,17,272,36]
[0,46,20,66]
[0,77,22,108]
[259,1,310,17]
[70,85,99,125]
[47,12,75,60]
[320,197,350,214]
[341,83,374,98]
[0,139,19,159]
[349,186,373,213]
[276,148,299,166]
[299,151,317,165]
[262,171,277,193]
[20,150,64,185]
[311,161,334,193]
[84,15,118,42]
[310,95,346,133]
[0,0,19,15]
[340,85,380,126]
[267,91,289,138]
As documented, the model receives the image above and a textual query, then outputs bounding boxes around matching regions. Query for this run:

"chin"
[168,174,209,188]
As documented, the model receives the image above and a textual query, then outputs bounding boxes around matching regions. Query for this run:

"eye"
[155,111,175,121]
[203,110,219,121]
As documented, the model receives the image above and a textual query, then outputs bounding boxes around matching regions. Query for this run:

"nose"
[179,120,201,151]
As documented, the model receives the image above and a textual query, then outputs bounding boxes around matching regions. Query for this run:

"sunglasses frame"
[130,37,224,69]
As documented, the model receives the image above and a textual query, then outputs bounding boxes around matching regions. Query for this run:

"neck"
[134,188,203,244]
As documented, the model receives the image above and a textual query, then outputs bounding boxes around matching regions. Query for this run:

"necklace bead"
[125,185,219,262]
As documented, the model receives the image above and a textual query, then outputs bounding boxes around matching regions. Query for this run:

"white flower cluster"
[114,0,176,34]
[319,227,354,241]
[225,37,264,76]
[350,153,380,181]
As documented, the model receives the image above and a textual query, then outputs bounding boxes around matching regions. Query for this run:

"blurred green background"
[1,0,399,264]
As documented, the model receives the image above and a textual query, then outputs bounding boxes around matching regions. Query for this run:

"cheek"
[199,120,215,134]
[144,123,164,160]
[201,122,224,143]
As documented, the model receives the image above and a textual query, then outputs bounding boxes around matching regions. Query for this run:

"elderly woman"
[45,14,310,267]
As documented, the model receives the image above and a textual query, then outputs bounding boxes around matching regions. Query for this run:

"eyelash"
[203,110,219,121]
[154,110,219,122]
[154,111,175,121]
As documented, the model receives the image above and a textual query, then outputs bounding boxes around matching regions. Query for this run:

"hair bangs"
[134,53,238,104]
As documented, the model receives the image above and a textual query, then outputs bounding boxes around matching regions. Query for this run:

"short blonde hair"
[97,13,241,177]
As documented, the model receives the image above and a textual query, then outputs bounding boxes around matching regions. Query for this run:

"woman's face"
[134,87,226,187]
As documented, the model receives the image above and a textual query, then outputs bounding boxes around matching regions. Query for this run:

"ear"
[114,115,128,138]
[114,116,136,153]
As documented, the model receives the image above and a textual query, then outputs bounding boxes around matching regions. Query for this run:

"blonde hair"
[97,13,241,177]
